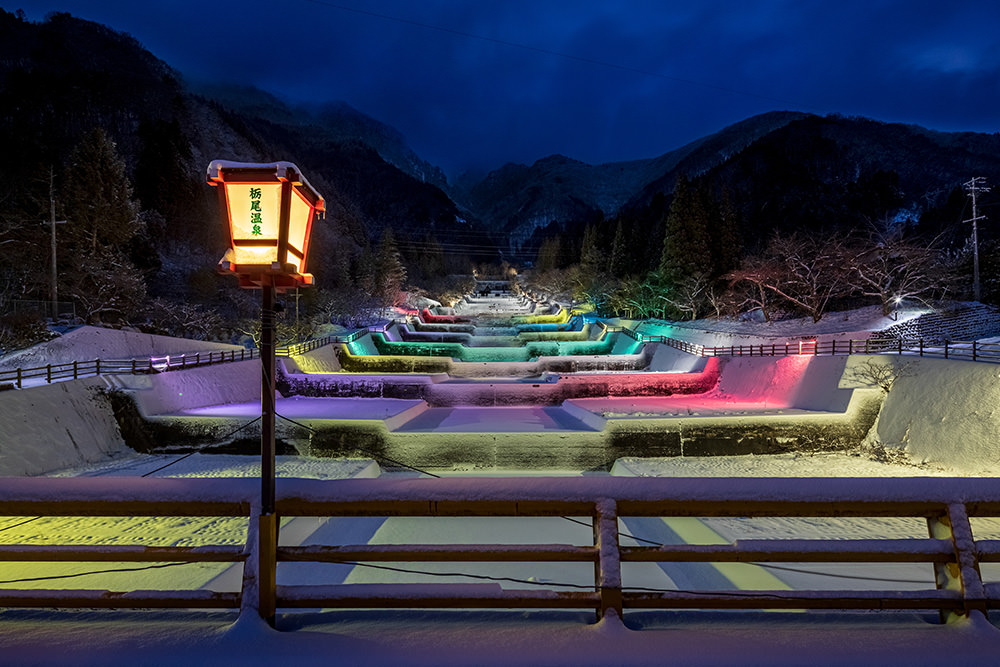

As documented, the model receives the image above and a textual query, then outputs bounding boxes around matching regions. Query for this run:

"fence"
[0,348,262,389]
[624,327,1000,364]
[0,476,997,621]
[0,328,374,389]
[695,337,1000,363]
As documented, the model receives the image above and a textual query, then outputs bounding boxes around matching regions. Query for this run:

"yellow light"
[207,161,324,291]
[225,182,283,266]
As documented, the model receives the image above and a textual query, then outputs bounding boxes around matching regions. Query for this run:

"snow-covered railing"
[697,337,1000,363]
[0,330,379,388]
[0,477,255,611]
[1,476,998,621]
[276,329,368,357]
[0,348,262,389]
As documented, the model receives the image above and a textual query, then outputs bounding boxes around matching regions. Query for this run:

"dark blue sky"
[12,1,1000,176]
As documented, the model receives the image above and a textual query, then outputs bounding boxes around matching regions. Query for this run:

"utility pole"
[963,177,990,302]
[46,168,67,320]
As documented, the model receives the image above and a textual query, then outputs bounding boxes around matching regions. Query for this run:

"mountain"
[3,8,1000,300]
[188,83,449,190]
[451,111,811,255]
[455,110,1000,264]
[0,9,499,310]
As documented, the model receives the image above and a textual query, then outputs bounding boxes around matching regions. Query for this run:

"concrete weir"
[103,296,883,470]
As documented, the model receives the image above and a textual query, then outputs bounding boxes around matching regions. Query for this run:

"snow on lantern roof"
[207,160,324,210]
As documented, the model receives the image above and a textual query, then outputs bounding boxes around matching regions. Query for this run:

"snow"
[4,304,1000,662]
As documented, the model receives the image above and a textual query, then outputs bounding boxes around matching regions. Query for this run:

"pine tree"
[62,128,140,254]
[711,187,742,276]
[579,224,604,276]
[60,128,146,323]
[374,228,407,309]
[609,219,629,277]
[659,176,712,283]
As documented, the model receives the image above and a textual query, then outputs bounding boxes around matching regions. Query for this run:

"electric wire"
[272,413,932,586]
[0,562,190,585]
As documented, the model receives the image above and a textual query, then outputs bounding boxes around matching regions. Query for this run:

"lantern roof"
[207,160,324,212]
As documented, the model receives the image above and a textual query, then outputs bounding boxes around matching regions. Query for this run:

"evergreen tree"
[579,224,604,275]
[373,228,407,309]
[62,128,140,254]
[659,176,712,283]
[711,187,742,276]
[535,236,562,272]
[60,128,146,323]
[609,219,629,277]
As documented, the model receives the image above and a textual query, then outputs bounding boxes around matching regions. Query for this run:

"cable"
[0,561,191,585]
[274,412,441,478]
[271,415,930,586]
[138,416,262,478]
[0,517,42,533]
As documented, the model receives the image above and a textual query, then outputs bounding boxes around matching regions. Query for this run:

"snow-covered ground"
[3,308,1000,663]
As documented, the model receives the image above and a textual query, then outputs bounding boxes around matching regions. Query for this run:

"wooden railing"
[619,325,1000,364]
[696,337,1000,363]
[0,477,254,611]
[2,477,998,622]
[0,349,262,389]
[0,329,375,389]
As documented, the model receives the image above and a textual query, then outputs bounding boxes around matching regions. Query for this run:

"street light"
[207,160,324,626]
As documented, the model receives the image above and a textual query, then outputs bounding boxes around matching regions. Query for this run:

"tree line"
[526,174,981,323]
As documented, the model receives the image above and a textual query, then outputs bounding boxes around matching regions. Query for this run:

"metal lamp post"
[207,160,324,625]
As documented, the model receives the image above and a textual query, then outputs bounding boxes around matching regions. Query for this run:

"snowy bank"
[0,377,127,476]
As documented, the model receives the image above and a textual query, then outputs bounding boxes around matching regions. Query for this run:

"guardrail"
[2,476,997,622]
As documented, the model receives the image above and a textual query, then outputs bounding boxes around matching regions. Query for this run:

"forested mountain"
[2,8,1000,339]
[0,9,496,335]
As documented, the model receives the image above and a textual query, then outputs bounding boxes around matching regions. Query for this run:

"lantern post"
[207,160,324,626]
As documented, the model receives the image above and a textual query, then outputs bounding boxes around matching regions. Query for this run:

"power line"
[274,415,928,586]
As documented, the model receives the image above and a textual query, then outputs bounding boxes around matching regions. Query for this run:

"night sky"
[11,1,1000,177]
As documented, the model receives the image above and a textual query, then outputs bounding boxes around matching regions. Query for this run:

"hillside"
[3,9,1000,324]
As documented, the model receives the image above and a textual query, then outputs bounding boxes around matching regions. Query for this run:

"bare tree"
[661,272,711,320]
[848,358,915,393]
[765,232,853,322]
[847,224,951,315]
[725,255,782,322]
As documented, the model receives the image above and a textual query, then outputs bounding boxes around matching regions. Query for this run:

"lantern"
[207,160,324,291]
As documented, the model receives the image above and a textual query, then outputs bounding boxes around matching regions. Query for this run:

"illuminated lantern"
[207,160,324,291]
[206,160,325,626]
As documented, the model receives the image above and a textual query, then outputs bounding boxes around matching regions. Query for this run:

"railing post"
[973,341,977,362]
[849,339,853,355]
[831,340,836,356]
[928,503,987,622]
[944,340,949,360]
[95,359,100,375]
[17,368,22,389]
[46,364,51,384]
[593,498,623,621]
[132,359,136,374]
[898,339,903,356]
[73,360,78,380]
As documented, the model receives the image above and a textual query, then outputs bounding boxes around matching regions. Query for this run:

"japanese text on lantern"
[249,187,262,235]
